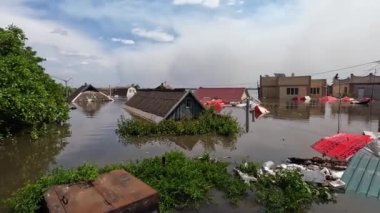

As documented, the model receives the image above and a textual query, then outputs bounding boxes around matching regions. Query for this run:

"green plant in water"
[6,151,248,213]
[6,152,336,213]
[116,108,241,138]
[253,170,336,213]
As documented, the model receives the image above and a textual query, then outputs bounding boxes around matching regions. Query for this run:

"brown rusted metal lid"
[43,170,159,213]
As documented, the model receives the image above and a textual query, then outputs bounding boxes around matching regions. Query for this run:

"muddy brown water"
[1,97,380,212]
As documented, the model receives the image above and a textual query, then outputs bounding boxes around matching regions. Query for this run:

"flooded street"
[1,97,380,212]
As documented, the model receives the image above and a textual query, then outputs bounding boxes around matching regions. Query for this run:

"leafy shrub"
[6,152,336,213]
[6,151,248,213]
[116,109,241,137]
[0,25,69,138]
[253,170,336,213]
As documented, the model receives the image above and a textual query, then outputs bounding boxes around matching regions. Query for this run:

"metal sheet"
[342,148,380,198]
[43,170,159,213]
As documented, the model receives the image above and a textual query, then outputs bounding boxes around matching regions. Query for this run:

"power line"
[310,60,380,76]
[175,60,380,88]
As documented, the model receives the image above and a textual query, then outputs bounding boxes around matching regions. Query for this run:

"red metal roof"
[194,87,247,103]
[311,133,373,161]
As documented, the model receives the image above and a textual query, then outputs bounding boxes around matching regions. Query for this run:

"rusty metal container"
[44,170,159,213]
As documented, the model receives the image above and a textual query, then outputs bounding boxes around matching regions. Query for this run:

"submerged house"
[332,73,380,99]
[194,87,249,104]
[98,86,137,98]
[68,83,113,103]
[259,74,327,99]
[125,89,205,123]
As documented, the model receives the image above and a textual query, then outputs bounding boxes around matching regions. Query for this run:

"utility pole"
[370,67,377,101]
[245,97,250,132]
[335,73,341,133]
[51,75,72,98]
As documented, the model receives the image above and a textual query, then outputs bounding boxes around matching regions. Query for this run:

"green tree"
[0,25,69,138]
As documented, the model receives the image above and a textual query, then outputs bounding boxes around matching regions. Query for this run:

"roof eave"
[163,91,205,119]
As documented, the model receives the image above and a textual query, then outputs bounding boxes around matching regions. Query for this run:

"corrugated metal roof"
[341,148,380,198]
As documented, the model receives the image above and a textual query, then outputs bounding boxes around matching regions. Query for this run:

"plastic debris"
[330,170,344,179]
[329,179,345,188]
[262,161,275,170]
[262,161,276,175]
[300,169,326,184]
[234,168,257,184]
[235,157,347,189]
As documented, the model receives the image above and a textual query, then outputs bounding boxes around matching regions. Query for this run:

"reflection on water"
[1,98,380,212]
[73,101,110,117]
[0,125,70,210]
[121,135,237,151]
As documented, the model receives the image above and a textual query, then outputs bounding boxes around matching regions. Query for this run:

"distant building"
[259,74,326,99]
[98,86,130,97]
[332,73,380,99]
[68,83,113,103]
[194,87,249,104]
[125,89,204,123]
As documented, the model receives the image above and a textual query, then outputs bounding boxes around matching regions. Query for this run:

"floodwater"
[1,96,380,212]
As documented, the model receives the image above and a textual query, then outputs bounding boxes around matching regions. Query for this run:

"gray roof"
[342,147,380,198]
[125,89,191,119]
[67,84,98,102]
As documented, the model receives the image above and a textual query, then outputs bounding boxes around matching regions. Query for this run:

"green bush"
[0,25,69,138]
[253,170,336,213]
[6,152,336,213]
[116,109,241,137]
[6,151,248,213]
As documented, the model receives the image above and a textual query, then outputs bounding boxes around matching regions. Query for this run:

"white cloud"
[115,0,380,87]
[3,0,380,88]
[226,0,236,6]
[111,37,135,45]
[51,28,68,36]
[0,2,116,86]
[173,0,220,8]
[131,28,174,42]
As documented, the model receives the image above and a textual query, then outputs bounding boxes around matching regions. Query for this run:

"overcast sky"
[1,0,380,87]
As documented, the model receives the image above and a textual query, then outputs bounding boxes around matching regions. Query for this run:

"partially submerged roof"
[125,89,202,123]
[195,87,247,103]
[68,84,112,103]
[341,146,380,198]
